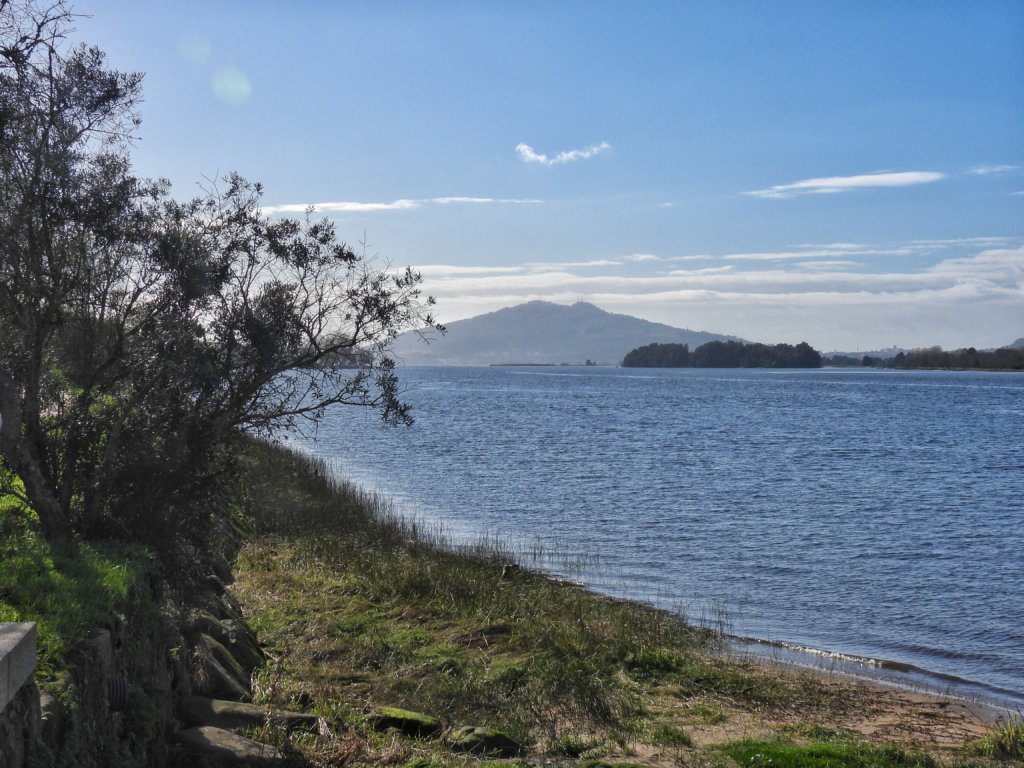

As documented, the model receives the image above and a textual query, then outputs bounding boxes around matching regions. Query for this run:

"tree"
[621,342,689,367]
[0,2,440,552]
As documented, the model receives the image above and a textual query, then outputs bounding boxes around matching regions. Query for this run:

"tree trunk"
[17,455,71,541]
[0,393,72,542]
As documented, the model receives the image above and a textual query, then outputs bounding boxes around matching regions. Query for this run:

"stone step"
[174,725,286,767]
[180,696,319,732]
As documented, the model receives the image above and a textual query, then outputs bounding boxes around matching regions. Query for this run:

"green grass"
[720,739,937,768]
[648,722,694,748]
[235,440,725,745]
[0,491,149,677]
[972,714,1024,761]
[230,439,990,767]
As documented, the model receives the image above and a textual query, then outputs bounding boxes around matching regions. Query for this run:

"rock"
[192,645,251,702]
[211,555,235,586]
[449,725,523,757]
[39,692,66,747]
[84,629,115,679]
[182,611,265,674]
[175,726,285,767]
[180,696,319,732]
[198,634,248,684]
[367,707,441,738]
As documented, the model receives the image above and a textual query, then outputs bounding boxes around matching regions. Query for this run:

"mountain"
[1005,338,1024,349]
[391,300,743,365]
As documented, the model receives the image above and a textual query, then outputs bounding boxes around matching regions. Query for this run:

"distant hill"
[391,301,743,365]
[1005,338,1024,349]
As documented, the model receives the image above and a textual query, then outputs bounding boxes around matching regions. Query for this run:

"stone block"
[0,623,36,713]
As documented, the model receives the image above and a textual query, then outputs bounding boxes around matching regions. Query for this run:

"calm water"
[298,366,1024,703]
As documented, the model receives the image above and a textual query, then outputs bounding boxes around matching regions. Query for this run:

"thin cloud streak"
[722,247,913,261]
[409,265,524,277]
[260,197,541,215]
[746,171,945,199]
[412,245,1023,305]
[515,141,611,166]
[526,259,621,270]
[791,260,862,270]
[968,165,1019,175]
[424,244,1022,349]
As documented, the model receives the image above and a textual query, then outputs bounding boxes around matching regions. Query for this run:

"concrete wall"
[0,623,39,768]
[0,624,36,713]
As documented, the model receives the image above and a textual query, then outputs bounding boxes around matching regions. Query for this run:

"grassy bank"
[230,440,1012,768]
[0,492,150,679]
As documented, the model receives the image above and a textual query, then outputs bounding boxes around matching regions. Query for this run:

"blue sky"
[81,1,1023,349]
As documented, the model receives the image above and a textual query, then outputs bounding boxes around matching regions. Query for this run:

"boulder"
[191,644,251,702]
[174,726,285,767]
[449,725,523,757]
[198,635,248,683]
[180,696,319,732]
[367,707,441,738]
[182,612,265,674]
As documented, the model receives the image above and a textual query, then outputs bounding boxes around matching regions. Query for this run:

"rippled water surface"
[300,366,1024,702]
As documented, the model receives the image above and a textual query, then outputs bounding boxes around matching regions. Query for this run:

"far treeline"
[832,346,1024,371]
[622,340,822,368]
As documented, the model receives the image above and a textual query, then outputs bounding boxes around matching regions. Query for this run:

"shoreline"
[727,635,1020,717]
[303,443,1023,720]
[229,440,1022,765]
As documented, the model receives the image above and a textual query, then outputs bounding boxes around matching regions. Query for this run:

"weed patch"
[720,739,937,768]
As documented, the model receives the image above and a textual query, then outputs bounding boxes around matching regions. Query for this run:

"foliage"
[890,346,1024,371]
[647,722,693,748]
[0,2,440,569]
[622,342,690,367]
[234,438,721,746]
[973,714,1024,761]
[622,339,822,368]
[0,491,147,676]
[719,739,937,768]
[689,340,822,368]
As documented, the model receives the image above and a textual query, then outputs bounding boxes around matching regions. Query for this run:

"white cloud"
[526,259,621,270]
[794,242,867,250]
[413,239,1023,348]
[261,197,540,216]
[431,197,495,205]
[409,265,524,277]
[412,241,1022,308]
[627,253,662,262]
[968,165,1019,175]
[746,171,945,199]
[907,236,1018,248]
[791,260,863,270]
[667,266,735,276]
[431,196,542,205]
[722,247,912,261]
[515,141,611,166]
[262,199,421,214]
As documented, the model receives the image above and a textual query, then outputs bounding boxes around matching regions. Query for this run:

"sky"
[78,1,1023,350]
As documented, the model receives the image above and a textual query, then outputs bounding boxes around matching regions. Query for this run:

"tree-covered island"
[622,340,822,368]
